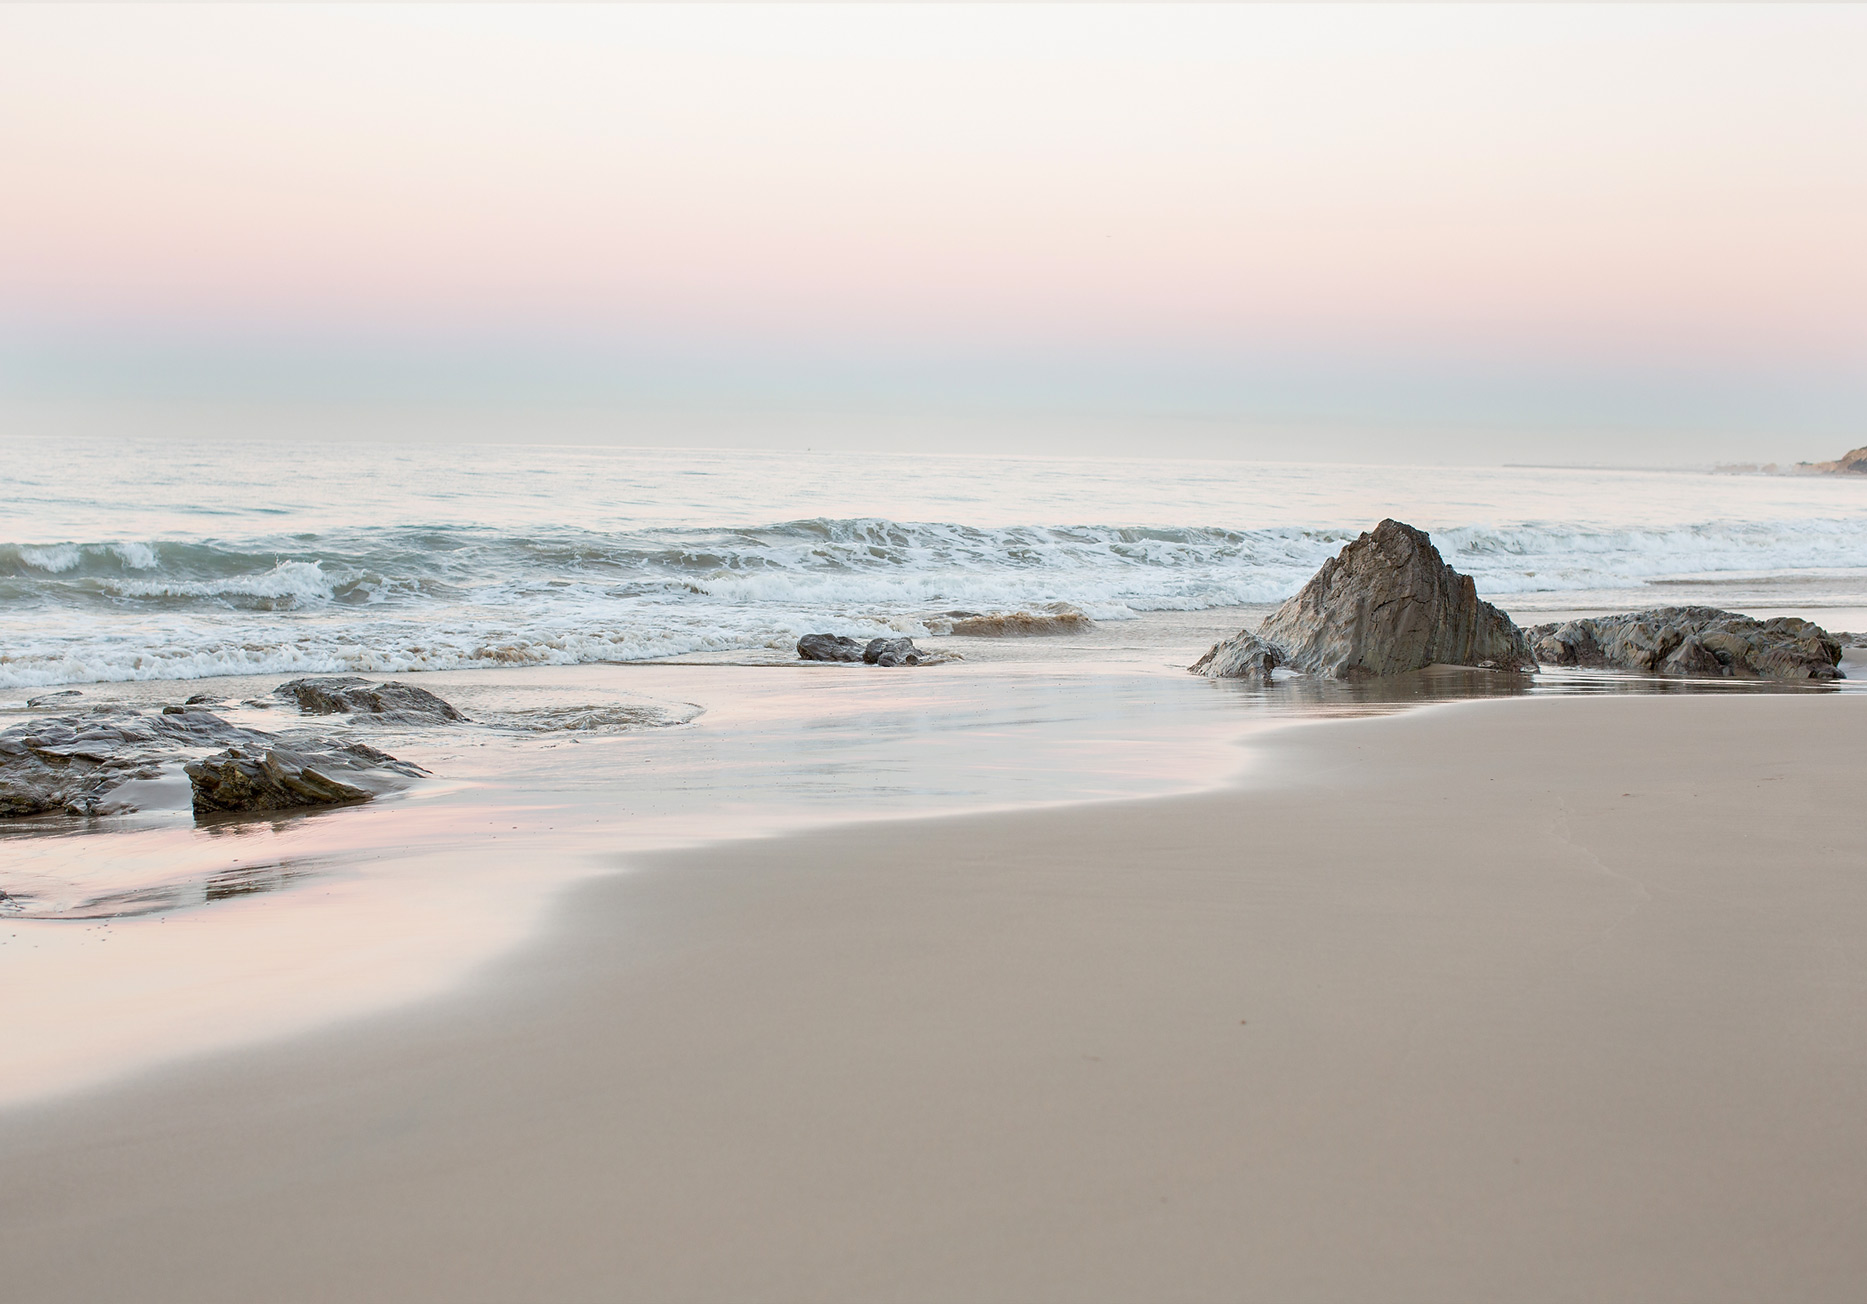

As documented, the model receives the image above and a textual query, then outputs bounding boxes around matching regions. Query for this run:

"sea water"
[7,433,1867,691]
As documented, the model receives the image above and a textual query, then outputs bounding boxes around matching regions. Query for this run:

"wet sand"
[4,692,1867,1301]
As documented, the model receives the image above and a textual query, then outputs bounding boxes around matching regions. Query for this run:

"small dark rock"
[26,690,82,708]
[797,634,867,663]
[863,637,922,667]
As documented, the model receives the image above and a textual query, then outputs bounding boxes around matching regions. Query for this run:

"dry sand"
[3,692,1866,1302]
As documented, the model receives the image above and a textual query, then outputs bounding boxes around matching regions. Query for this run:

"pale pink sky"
[1,3,1863,456]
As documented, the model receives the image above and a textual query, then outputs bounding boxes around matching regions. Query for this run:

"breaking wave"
[5,515,1867,688]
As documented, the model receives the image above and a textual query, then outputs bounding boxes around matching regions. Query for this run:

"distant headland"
[1714,446,1867,476]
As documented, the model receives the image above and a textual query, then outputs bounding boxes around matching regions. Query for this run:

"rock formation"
[275,676,466,723]
[1189,631,1283,681]
[1524,608,1843,680]
[1258,519,1534,679]
[1,706,424,819]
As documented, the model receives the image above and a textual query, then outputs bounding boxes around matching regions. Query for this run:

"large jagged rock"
[1524,608,1842,680]
[1259,519,1534,680]
[275,676,466,723]
[1,706,424,818]
[1189,631,1283,681]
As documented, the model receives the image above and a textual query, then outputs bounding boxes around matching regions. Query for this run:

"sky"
[1,3,1863,463]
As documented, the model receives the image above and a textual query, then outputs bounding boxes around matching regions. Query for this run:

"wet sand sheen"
[3,692,1865,1301]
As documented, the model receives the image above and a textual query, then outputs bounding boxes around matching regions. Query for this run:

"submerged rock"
[275,676,466,723]
[1260,519,1534,680]
[1189,631,1284,681]
[1524,608,1843,680]
[797,633,868,662]
[1,706,424,819]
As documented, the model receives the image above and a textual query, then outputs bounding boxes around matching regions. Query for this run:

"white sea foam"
[111,541,159,570]
[18,544,82,573]
[102,559,337,605]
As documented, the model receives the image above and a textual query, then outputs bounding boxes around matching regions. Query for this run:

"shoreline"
[5,691,1867,1298]
[5,631,1867,1108]
[0,650,1323,1107]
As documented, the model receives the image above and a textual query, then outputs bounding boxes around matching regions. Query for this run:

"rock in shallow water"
[1189,631,1284,681]
[797,634,950,666]
[863,637,922,667]
[1259,519,1534,679]
[274,676,466,723]
[185,747,371,814]
[1525,608,1842,680]
[0,706,424,819]
[797,634,867,663]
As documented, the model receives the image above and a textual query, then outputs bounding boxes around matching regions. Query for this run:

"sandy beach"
[4,690,1864,1302]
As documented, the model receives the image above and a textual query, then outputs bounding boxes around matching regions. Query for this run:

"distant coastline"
[1714,446,1867,476]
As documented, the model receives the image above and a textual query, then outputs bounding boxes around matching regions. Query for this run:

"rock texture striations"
[1189,631,1284,681]
[1256,520,1534,679]
[1525,608,1843,680]
[185,744,399,814]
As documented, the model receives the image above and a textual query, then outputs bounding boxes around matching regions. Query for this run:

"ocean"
[7,433,1867,691]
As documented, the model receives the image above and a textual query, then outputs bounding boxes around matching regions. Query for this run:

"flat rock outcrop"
[275,676,466,723]
[1525,608,1843,680]
[1259,519,1534,679]
[1189,631,1283,681]
[1,706,423,818]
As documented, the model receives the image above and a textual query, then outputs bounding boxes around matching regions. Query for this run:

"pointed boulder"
[1259,519,1534,679]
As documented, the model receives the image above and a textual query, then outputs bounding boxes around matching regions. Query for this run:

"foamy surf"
[8,515,1867,688]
